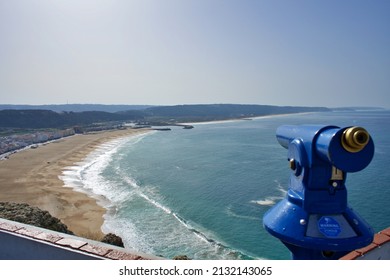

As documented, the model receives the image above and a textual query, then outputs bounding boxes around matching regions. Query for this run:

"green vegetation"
[0,109,144,129]
[0,104,330,129]
[144,104,330,122]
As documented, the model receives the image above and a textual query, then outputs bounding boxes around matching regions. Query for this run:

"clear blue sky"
[0,0,389,108]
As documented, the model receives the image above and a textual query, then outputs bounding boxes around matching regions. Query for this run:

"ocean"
[61,110,390,260]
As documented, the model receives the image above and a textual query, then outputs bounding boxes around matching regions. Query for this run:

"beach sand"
[0,128,149,239]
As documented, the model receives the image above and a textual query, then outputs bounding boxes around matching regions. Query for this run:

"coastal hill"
[0,104,330,129]
[0,104,151,113]
[0,109,145,129]
[143,104,330,122]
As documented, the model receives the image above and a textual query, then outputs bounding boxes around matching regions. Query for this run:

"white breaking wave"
[59,132,151,208]
[118,173,250,259]
[59,131,255,259]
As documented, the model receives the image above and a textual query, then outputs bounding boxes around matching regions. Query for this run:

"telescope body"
[263,125,374,259]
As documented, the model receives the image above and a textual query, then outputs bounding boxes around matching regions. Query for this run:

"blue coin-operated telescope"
[263,125,375,259]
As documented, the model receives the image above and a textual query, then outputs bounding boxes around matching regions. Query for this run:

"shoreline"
[179,112,315,126]
[0,112,314,240]
[0,112,315,242]
[0,128,149,239]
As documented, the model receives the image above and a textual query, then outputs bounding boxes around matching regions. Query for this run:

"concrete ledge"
[340,227,390,260]
[0,217,164,260]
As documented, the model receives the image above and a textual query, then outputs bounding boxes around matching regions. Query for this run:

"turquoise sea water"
[61,110,390,259]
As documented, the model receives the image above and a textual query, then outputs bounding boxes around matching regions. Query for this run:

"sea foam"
[250,180,287,206]
[59,131,250,259]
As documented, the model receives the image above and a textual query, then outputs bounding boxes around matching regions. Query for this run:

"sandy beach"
[0,128,149,239]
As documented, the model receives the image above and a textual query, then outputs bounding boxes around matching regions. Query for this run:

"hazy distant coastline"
[0,103,330,129]
[2,103,385,157]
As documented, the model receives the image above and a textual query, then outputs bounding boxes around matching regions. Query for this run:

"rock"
[101,233,124,247]
[182,125,194,129]
[0,202,73,234]
[173,255,191,260]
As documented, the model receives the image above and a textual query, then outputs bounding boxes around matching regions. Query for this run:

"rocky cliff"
[0,202,73,234]
[0,202,124,247]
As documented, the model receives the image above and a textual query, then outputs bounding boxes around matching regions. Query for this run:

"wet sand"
[0,128,149,239]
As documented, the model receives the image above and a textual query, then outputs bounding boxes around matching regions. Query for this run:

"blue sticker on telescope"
[318,216,341,237]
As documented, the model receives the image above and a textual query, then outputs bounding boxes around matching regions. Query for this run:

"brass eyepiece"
[341,126,370,153]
